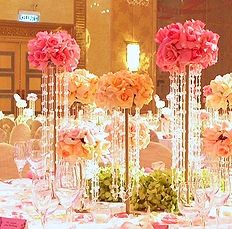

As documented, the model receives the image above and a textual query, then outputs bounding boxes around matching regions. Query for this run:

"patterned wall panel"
[74,0,86,68]
[0,51,15,113]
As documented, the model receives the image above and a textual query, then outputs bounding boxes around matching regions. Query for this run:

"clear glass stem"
[216,207,220,229]
[41,212,47,229]
[19,170,23,178]
[201,215,206,229]
[189,220,193,229]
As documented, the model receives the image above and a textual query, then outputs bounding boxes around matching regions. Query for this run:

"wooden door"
[21,43,41,113]
[0,42,20,114]
[0,41,42,115]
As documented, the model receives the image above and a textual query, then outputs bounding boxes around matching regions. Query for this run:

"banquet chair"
[29,120,42,138]
[0,143,18,179]
[9,123,31,146]
[0,128,7,143]
[34,126,42,139]
[140,142,172,169]
[150,130,159,142]
[0,117,15,141]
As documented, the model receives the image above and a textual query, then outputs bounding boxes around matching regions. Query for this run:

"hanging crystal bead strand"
[41,69,48,163]
[63,72,70,125]
[170,73,179,188]
[118,111,126,201]
[134,108,141,195]
[180,73,186,179]
[110,110,119,201]
[48,65,55,173]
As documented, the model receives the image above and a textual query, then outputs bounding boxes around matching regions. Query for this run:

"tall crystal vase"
[170,65,202,186]
[41,64,69,174]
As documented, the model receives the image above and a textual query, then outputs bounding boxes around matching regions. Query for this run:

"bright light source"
[126,43,140,72]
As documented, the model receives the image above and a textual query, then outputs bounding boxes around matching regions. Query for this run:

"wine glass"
[27,139,47,177]
[32,174,53,229]
[211,167,231,228]
[178,182,198,227]
[14,141,28,178]
[191,177,215,228]
[55,159,85,226]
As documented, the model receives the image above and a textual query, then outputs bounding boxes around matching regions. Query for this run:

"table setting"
[2,18,232,229]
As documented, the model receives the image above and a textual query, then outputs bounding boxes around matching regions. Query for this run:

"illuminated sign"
[18,10,40,23]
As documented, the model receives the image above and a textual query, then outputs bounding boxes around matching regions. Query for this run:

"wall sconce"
[126,42,140,72]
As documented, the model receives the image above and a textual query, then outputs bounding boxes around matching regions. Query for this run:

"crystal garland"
[170,65,202,185]
[41,64,69,174]
[109,109,141,212]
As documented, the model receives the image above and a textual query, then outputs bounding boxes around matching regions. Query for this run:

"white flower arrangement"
[16,99,27,108]
[27,93,38,101]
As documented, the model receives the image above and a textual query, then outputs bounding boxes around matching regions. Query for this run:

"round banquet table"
[1,179,232,228]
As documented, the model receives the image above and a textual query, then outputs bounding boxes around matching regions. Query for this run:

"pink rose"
[51,52,66,66]
[155,27,169,44]
[213,140,232,158]
[203,85,212,97]
[47,35,60,48]
[156,40,179,71]
[167,23,183,40]
[200,110,209,121]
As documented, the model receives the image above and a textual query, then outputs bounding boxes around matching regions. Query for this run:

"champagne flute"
[178,182,198,227]
[32,174,53,229]
[212,167,231,228]
[55,159,85,226]
[27,139,47,177]
[14,141,28,178]
[192,177,215,228]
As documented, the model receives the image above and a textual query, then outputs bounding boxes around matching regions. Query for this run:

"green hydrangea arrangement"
[97,167,177,213]
[131,170,177,212]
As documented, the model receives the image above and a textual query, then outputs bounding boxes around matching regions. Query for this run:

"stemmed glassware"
[32,174,53,229]
[211,166,231,228]
[14,141,28,178]
[55,159,86,226]
[178,182,198,227]
[27,139,48,177]
[191,175,216,228]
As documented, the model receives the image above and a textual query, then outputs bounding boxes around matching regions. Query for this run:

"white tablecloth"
[1,179,232,228]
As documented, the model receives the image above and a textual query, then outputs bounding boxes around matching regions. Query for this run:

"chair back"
[9,124,31,146]
[140,142,172,169]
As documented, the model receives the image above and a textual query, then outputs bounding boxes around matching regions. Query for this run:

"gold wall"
[0,0,74,24]
[86,0,111,76]
[111,0,157,78]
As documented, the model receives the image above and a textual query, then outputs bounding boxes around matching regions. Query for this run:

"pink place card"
[0,217,27,229]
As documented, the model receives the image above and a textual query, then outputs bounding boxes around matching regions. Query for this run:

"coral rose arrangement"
[155,19,219,73]
[203,73,232,110]
[67,69,99,105]
[203,122,232,158]
[28,30,80,71]
[57,125,110,162]
[95,70,154,110]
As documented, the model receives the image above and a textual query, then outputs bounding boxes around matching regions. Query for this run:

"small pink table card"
[0,217,27,229]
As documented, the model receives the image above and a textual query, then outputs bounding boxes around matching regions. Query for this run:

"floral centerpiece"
[95,70,154,212]
[28,30,80,71]
[203,122,232,158]
[27,30,81,174]
[26,93,38,117]
[155,20,219,182]
[57,124,110,163]
[67,69,99,106]
[95,70,153,110]
[156,19,219,73]
[203,73,232,111]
